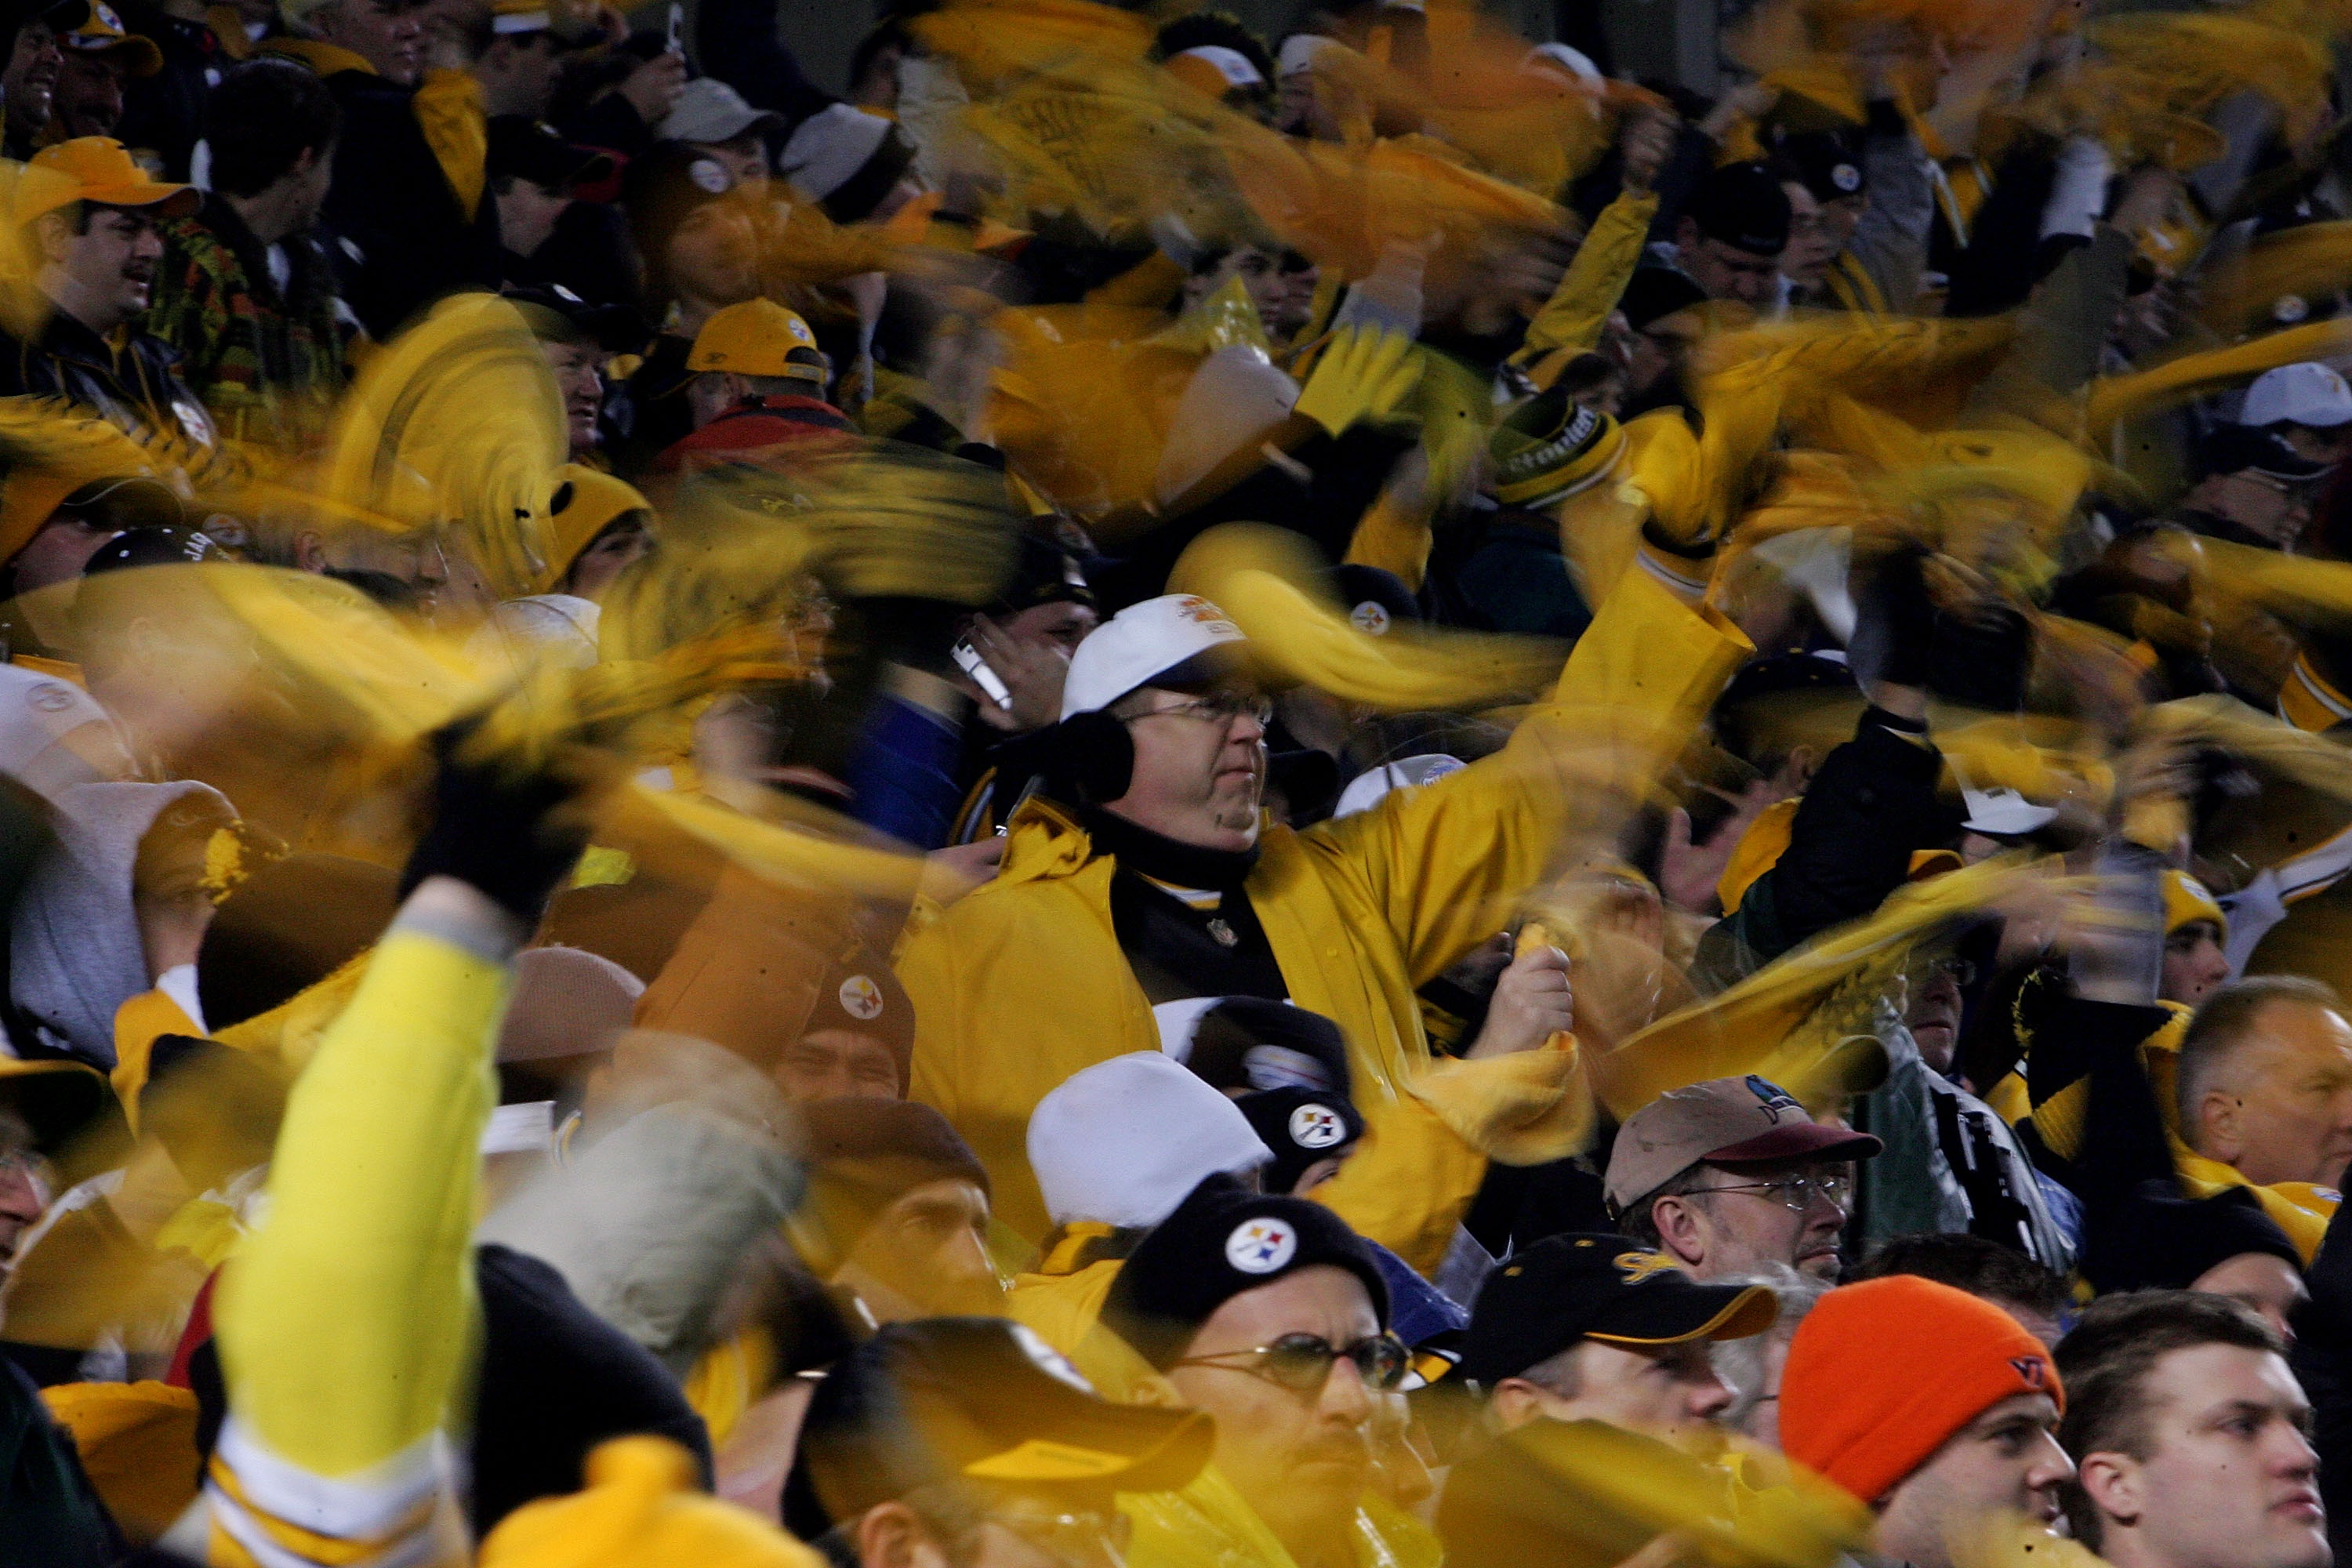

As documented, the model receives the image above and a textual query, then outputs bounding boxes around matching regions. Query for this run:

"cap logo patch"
[1289,1103,1348,1149]
[1831,162,1861,192]
[1171,595,1242,637]
[2010,1356,2048,1389]
[1009,1322,1097,1395]
[1226,1216,1297,1274]
[2277,294,2311,324]
[838,974,884,1020]
[1349,601,1391,636]
[1744,1075,1801,1121]
[688,158,730,194]
[27,682,74,713]
[1613,1250,1681,1284]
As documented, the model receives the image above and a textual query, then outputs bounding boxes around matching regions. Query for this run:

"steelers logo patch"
[1349,601,1392,636]
[838,974,884,1020]
[1289,1103,1348,1149]
[1225,1216,1298,1274]
[1831,162,1861,193]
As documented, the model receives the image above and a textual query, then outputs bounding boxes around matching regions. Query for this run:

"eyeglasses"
[1172,1331,1410,1392]
[1120,691,1273,729]
[1704,1171,1855,1214]
[1911,955,1976,987]
[0,1148,49,1188]
[984,1504,1132,1568]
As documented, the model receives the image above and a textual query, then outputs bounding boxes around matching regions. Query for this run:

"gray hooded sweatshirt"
[10,779,232,1067]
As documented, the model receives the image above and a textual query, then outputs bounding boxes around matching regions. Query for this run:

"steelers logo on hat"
[838,974,884,1021]
[1831,162,1861,193]
[1289,1103,1348,1150]
[1226,1216,1298,1274]
[2277,293,2312,324]
[1349,601,1392,637]
[1010,1322,1098,1394]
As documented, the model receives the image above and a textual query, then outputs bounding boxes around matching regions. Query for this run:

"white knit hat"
[1027,1052,1272,1229]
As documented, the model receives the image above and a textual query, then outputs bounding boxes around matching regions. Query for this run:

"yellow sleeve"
[212,927,507,1480]
[1305,565,1752,985]
[1342,488,1434,591]
[1511,189,1660,389]
[1313,1093,1489,1278]
[413,69,487,223]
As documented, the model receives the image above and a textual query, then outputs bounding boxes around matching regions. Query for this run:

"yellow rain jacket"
[901,571,1751,1254]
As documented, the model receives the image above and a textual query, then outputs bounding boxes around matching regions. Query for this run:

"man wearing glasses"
[1102,1178,1407,1568]
[2169,424,2328,554]
[789,1316,1214,1568]
[898,580,1752,1256]
[1604,1074,1882,1281]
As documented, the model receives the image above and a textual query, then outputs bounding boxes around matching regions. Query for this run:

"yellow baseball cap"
[492,0,552,33]
[686,299,827,386]
[481,1437,822,1568]
[63,5,162,77]
[18,137,193,227]
[0,412,163,564]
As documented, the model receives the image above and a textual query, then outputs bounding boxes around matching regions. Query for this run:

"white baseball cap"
[1027,1052,1272,1229]
[1059,593,1248,721]
[2243,361,2352,429]
[1959,785,2057,837]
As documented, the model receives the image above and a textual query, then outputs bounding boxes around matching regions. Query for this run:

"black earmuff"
[1052,710,1134,805]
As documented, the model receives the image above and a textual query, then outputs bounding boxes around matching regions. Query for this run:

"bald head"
[2178,978,2352,1189]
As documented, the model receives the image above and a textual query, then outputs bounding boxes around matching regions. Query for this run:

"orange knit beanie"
[1779,1276,2063,1506]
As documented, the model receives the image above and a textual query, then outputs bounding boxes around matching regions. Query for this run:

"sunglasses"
[1172,1331,1410,1393]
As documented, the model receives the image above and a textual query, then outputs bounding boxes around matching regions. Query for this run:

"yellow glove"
[1293,324,1425,438]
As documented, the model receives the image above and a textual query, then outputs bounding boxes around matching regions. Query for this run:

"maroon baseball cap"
[1604,1075,1882,1212]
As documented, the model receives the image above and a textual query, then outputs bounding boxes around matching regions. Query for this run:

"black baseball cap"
[1686,162,1791,258]
[503,284,648,354]
[786,1317,1214,1537]
[487,115,615,191]
[2200,422,2329,485]
[1457,1233,1776,1386]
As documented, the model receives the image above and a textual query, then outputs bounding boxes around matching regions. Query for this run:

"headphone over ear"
[1051,710,1134,806]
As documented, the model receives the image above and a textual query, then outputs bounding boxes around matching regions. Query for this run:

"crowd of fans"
[2,0,2352,1563]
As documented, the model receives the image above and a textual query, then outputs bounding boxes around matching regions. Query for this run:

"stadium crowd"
[2,0,2352,1563]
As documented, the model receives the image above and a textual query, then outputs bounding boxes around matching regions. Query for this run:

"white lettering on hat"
[838,974,884,1021]
[1831,162,1861,193]
[688,158,730,194]
[1010,1322,1098,1394]
[1349,601,1391,637]
[27,682,74,714]
[1289,1103,1348,1149]
[1226,1216,1298,1273]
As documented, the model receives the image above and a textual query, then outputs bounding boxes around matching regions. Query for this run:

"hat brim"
[1588,1281,1779,1347]
[0,1058,110,1154]
[1705,1122,1882,1166]
[962,1403,1215,1495]
[85,180,197,218]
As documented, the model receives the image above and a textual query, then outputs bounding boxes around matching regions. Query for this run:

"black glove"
[398,718,591,928]
[1849,546,1936,691]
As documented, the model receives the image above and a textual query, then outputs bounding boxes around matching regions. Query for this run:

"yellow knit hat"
[2161,869,2227,938]
[538,465,653,593]
[479,1437,825,1568]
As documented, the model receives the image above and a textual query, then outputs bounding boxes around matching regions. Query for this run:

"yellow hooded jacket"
[899,571,1752,1252]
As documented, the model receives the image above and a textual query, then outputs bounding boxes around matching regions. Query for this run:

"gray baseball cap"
[1603,1075,1881,1213]
[660,77,784,146]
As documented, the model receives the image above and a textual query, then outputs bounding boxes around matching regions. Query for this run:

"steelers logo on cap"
[1349,601,1392,637]
[2277,294,2311,324]
[1289,1103,1347,1149]
[1831,162,1861,193]
[838,974,884,1021]
[1010,1322,1098,1393]
[1226,1216,1298,1274]
[688,158,730,194]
